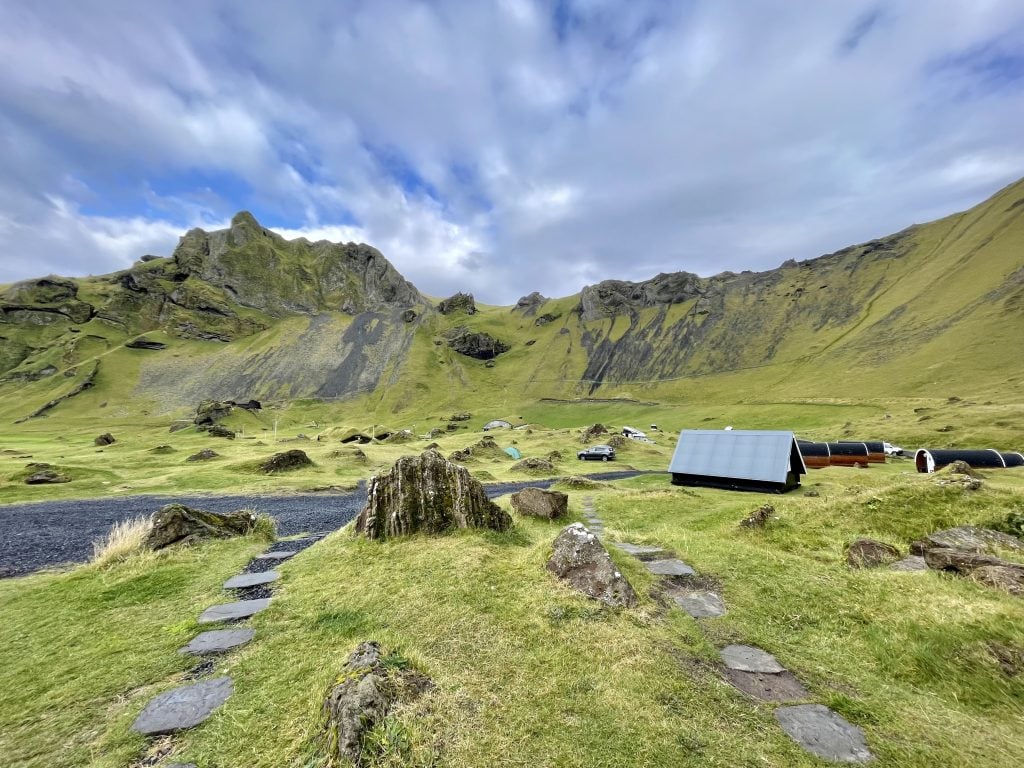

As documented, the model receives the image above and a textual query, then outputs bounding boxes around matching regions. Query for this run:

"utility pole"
[274,417,279,442]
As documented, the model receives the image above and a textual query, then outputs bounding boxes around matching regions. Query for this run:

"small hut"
[669,430,806,493]
[838,440,886,463]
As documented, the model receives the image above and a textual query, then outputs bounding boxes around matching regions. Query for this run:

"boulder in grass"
[323,642,432,764]
[94,433,116,446]
[259,449,313,473]
[186,449,219,462]
[194,399,232,426]
[205,424,236,439]
[510,487,568,520]
[845,539,900,569]
[511,457,555,473]
[923,526,1024,554]
[970,566,1024,596]
[145,503,257,550]
[355,450,511,539]
[25,470,70,485]
[580,423,608,444]
[547,523,638,607]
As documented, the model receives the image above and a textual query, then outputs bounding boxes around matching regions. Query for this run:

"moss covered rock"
[146,503,258,549]
[355,450,511,539]
[260,449,313,473]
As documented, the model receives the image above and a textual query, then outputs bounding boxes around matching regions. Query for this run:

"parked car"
[883,442,905,457]
[578,444,616,461]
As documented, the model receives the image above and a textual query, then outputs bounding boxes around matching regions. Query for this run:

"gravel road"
[0,470,658,576]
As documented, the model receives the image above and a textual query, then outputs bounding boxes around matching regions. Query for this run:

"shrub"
[91,515,153,567]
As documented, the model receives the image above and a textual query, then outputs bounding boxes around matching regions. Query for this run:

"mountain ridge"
[1,177,1023,420]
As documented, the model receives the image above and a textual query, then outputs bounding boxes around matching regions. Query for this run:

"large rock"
[510,487,568,520]
[513,291,546,316]
[25,470,70,484]
[845,539,900,569]
[94,433,116,446]
[923,526,1024,554]
[354,450,511,539]
[259,449,312,473]
[437,292,477,315]
[445,327,510,360]
[970,566,1024,596]
[145,503,258,550]
[195,399,233,426]
[580,423,608,443]
[323,642,432,764]
[186,448,219,462]
[546,523,638,607]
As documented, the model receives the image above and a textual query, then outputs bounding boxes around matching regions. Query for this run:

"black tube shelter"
[1001,452,1024,468]
[669,430,806,493]
[826,442,869,467]
[838,440,886,463]
[796,440,830,469]
[915,448,1006,473]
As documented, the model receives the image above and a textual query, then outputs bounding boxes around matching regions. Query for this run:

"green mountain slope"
[1,178,1023,427]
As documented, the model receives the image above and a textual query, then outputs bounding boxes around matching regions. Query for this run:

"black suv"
[577,444,615,461]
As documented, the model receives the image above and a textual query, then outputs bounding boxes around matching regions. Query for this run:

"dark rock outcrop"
[354,450,511,539]
[513,291,546,316]
[259,450,313,473]
[580,424,608,444]
[846,539,900,568]
[145,503,258,549]
[510,487,568,520]
[94,433,116,446]
[186,449,219,462]
[25,470,70,484]
[206,425,236,439]
[547,523,638,607]
[195,400,233,426]
[437,292,477,315]
[125,337,167,350]
[445,327,510,360]
[575,272,708,321]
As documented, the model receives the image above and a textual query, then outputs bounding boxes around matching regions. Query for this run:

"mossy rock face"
[146,503,257,549]
[260,449,313,473]
[437,292,477,315]
[355,450,511,539]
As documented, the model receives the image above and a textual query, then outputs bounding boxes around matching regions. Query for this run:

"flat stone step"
[253,550,297,560]
[890,555,928,572]
[613,542,668,558]
[724,669,809,702]
[224,570,280,589]
[720,644,786,674]
[673,591,727,618]
[198,598,271,624]
[180,628,256,656]
[131,677,233,736]
[644,559,696,577]
[774,704,873,763]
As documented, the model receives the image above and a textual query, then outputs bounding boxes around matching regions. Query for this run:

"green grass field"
[1,463,1022,767]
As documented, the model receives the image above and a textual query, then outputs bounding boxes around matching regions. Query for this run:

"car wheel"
[602,456,608,461]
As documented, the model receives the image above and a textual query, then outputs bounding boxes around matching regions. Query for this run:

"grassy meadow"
[1,461,1022,767]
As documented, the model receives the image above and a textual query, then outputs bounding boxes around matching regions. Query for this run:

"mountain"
[1,179,1023,424]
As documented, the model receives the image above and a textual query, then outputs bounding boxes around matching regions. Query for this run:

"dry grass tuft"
[91,515,153,567]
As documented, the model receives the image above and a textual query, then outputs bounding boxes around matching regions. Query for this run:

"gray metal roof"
[668,429,806,483]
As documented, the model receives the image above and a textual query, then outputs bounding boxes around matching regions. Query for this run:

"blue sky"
[1,0,1023,303]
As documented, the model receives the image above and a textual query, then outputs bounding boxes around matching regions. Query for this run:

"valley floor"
[1,463,1022,767]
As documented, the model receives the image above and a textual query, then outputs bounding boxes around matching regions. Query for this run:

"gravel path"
[0,470,658,576]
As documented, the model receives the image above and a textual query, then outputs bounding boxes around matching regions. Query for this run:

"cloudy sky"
[1,1,1023,303]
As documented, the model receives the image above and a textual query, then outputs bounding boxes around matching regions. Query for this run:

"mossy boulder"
[511,487,568,520]
[511,457,555,474]
[195,400,233,426]
[25,470,71,485]
[355,450,511,539]
[437,292,477,315]
[445,327,509,360]
[260,450,313,473]
[145,503,258,549]
[186,449,220,462]
[94,433,116,446]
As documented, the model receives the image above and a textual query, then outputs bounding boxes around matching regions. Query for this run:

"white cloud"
[1,0,1023,303]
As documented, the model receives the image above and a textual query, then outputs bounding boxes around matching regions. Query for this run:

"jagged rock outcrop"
[513,291,546,316]
[575,272,709,321]
[445,327,510,360]
[354,450,512,539]
[547,523,638,607]
[437,292,477,315]
[195,400,232,426]
[172,212,423,316]
[145,503,258,549]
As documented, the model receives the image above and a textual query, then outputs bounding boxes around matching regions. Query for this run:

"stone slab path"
[224,570,280,589]
[644,558,696,577]
[673,590,726,618]
[132,677,233,736]
[180,629,256,656]
[198,598,271,624]
[253,550,297,561]
[610,524,875,763]
[775,704,874,763]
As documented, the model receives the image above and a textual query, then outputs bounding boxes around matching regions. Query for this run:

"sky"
[1,0,1023,304]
